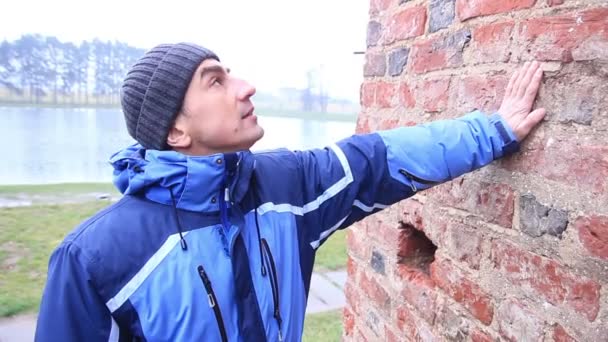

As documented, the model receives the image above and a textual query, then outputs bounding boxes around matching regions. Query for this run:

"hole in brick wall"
[397,221,437,275]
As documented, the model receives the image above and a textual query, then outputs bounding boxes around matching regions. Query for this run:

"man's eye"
[211,78,222,86]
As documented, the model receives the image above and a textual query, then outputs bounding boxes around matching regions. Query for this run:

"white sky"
[1,0,370,101]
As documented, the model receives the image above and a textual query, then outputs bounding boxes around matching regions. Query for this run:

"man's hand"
[497,61,546,141]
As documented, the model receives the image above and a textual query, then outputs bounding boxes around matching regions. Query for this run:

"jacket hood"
[109,143,254,212]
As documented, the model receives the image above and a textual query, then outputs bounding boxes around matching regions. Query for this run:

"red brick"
[370,0,392,15]
[547,0,564,5]
[500,141,608,195]
[355,115,371,134]
[519,8,608,62]
[396,265,438,324]
[410,29,471,74]
[345,282,361,315]
[364,52,387,77]
[384,6,427,45]
[497,300,545,342]
[359,80,405,109]
[385,327,399,342]
[378,118,400,130]
[410,37,447,74]
[456,74,508,114]
[347,256,358,281]
[471,329,495,342]
[537,72,602,126]
[400,199,425,231]
[347,227,369,260]
[359,272,391,311]
[444,222,483,270]
[415,318,440,341]
[471,21,515,63]
[360,82,376,108]
[575,215,608,260]
[398,82,416,109]
[343,307,356,337]
[418,78,450,112]
[376,81,396,108]
[436,305,470,341]
[354,328,369,342]
[430,259,494,325]
[492,240,601,321]
[430,179,515,228]
[373,220,402,251]
[456,0,536,21]
[552,324,576,342]
[396,305,418,340]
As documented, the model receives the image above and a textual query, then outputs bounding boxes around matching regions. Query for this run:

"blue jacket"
[35,111,518,341]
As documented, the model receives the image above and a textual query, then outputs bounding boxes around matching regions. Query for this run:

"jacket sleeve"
[280,111,519,249]
[35,243,119,342]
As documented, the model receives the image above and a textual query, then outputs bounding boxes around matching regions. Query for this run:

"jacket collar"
[109,144,254,212]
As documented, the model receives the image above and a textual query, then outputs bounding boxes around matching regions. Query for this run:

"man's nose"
[237,79,256,100]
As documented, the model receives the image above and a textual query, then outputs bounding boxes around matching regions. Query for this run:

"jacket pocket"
[398,168,440,192]
[197,265,228,342]
[261,238,284,341]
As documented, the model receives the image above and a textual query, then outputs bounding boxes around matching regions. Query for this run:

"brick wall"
[346,0,607,340]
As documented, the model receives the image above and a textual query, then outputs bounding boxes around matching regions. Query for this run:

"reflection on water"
[0,107,356,185]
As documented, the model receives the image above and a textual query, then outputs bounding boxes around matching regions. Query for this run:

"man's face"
[169,59,264,155]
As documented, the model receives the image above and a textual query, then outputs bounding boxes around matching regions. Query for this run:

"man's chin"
[240,127,265,151]
[256,126,265,140]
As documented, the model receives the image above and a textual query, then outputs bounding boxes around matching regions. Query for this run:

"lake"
[0,107,357,185]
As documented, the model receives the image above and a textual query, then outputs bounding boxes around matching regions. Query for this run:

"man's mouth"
[243,107,255,119]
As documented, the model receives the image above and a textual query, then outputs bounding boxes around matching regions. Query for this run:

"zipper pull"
[278,328,283,342]
[399,169,417,192]
[198,266,211,286]
[398,169,441,192]
[207,294,216,308]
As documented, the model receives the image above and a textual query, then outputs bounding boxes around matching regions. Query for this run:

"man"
[35,43,545,341]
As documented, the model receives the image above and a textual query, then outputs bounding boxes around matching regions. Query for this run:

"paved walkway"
[0,270,347,342]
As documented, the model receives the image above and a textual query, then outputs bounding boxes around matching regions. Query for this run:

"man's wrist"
[489,113,520,156]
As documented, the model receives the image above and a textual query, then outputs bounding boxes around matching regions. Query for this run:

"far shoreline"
[0,103,358,123]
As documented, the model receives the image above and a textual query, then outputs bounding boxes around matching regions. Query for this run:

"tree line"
[0,34,145,106]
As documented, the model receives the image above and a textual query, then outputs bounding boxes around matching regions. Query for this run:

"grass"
[0,183,118,196]
[303,310,343,341]
[314,229,348,272]
[0,183,348,318]
[0,201,112,317]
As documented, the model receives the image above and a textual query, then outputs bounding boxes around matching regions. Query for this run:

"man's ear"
[166,114,192,149]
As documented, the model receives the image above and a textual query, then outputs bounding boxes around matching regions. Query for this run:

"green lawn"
[0,183,119,196]
[303,310,343,341]
[314,229,348,272]
[0,183,348,319]
[0,201,111,317]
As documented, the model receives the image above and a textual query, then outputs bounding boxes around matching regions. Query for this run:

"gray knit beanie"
[120,43,219,150]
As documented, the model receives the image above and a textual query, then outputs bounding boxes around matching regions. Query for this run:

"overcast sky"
[1,0,370,101]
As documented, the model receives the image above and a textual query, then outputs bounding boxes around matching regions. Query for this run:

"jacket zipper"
[261,238,283,341]
[197,265,228,342]
[398,168,439,192]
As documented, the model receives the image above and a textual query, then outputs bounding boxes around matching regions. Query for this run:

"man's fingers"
[517,61,539,98]
[516,108,546,140]
[505,70,518,98]
[512,62,529,96]
[524,68,543,102]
